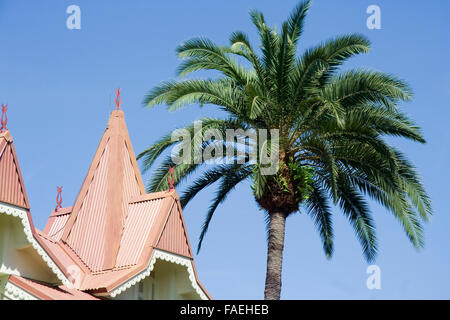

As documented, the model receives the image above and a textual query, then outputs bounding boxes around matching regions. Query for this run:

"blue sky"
[0,0,449,299]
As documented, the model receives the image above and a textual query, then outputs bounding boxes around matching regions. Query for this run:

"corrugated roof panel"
[81,265,141,291]
[121,143,141,227]
[9,275,98,300]
[157,204,192,258]
[0,138,6,159]
[115,198,163,268]
[0,137,27,208]
[46,213,71,241]
[66,143,110,272]
[34,230,81,279]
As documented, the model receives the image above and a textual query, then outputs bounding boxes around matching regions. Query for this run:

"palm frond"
[336,175,378,262]
[197,165,253,252]
[180,163,249,208]
[286,0,312,45]
[140,1,432,264]
[320,69,413,111]
[305,181,334,258]
[176,38,248,83]
[290,34,371,109]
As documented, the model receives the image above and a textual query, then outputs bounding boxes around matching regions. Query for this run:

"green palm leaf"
[140,0,432,299]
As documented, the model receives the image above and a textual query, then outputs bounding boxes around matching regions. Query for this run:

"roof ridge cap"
[0,130,12,142]
[129,190,177,204]
[49,206,72,217]
[35,229,58,243]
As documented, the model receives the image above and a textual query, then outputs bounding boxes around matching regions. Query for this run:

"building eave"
[108,249,210,299]
[0,201,72,286]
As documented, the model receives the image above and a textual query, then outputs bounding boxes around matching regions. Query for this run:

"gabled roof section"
[43,207,72,242]
[60,110,146,272]
[33,105,210,298]
[0,130,30,209]
[115,194,166,268]
[77,191,208,297]
[156,197,193,258]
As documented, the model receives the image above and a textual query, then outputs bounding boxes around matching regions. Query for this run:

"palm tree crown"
[139,0,432,299]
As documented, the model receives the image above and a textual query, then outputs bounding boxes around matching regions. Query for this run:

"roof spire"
[114,88,121,110]
[167,165,175,192]
[55,186,63,211]
[61,104,146,271]
[0,104,8,132]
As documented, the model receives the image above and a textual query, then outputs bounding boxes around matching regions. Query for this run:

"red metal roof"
[115,197,164,267]
[81,264,143,291]
[43,207,72,241]
[9,275,98,300]
[157,198,193,258]
[53,110,208,296]
[1,108,210,299]
[0,129,36,237]
[0,130,30,209]
[65,142,110,272]
[60,110,147,272]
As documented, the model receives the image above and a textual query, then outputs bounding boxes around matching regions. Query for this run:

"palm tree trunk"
[264,210,287,300]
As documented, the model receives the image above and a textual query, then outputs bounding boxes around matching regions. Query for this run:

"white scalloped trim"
[0,202,71,286]
[110,249,208,300]
[3,281,38,300]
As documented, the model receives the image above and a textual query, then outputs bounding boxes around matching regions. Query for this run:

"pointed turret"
[0,95,210,299]
[61,95,146,272]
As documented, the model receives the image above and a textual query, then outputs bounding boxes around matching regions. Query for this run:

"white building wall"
[0,214,58,283]
[113,259,202,300]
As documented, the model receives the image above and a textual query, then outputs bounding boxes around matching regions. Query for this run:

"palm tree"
[139,0,432,300]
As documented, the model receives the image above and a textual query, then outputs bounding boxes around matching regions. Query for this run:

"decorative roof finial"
[167,165,175,192]
[55,186,63,211]
[114,88,122,110]
[0,104,8,132]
